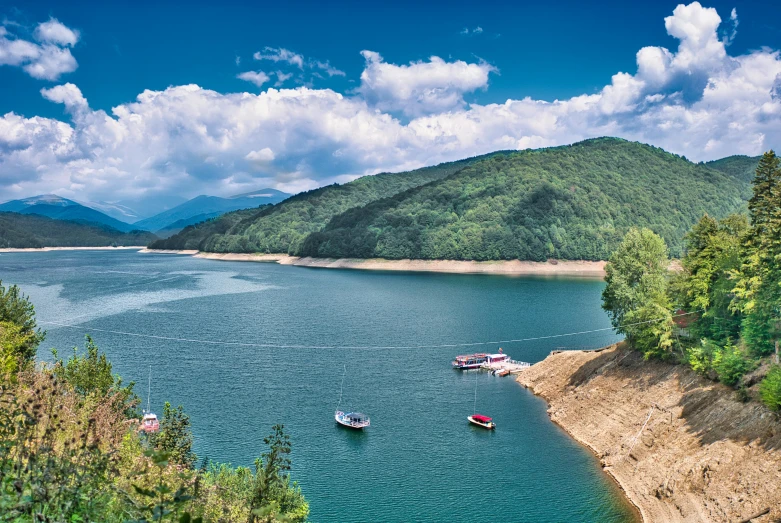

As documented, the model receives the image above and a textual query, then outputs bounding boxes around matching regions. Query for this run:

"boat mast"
[473,371,478,414]
[336,363,346,411]
[146,365,152,414]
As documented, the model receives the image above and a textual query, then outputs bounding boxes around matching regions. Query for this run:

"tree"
[759,366,781,411]
[54,335,116,397]
[247,424,308,523]
[0,281,44,364]
[747,150,781,235]
[152,402,196,468]
[602,227,674,359]
[0,321,38,379]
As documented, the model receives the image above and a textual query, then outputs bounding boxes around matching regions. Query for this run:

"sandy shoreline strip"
[0,246,147,253]
[139,249,607,277]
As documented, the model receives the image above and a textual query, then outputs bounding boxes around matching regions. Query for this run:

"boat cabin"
[486,353,510,363]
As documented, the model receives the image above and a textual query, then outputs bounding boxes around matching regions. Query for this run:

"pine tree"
[748,150,781,236]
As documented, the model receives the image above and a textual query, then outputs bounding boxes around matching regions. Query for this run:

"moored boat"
[468,414,496,429]
[496,368,510,377]
[452,353,488,369]
[335,410,370,429]
[141,412,160,433]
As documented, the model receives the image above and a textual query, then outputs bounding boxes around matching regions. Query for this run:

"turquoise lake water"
[2,250,637,522]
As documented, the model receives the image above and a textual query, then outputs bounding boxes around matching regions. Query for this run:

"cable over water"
[39,310,700,351]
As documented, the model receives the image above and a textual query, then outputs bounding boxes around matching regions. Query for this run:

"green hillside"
[0,212,158,248]
[150,152,510,252]
[299,138,750,261]
[705,155,761,183]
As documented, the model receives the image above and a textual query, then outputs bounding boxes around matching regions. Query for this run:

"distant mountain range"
[132,189,290,235]
[0,189,291,237]
[0,195,142,233]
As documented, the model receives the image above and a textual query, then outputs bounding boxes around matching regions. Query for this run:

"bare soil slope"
[518,345,781,522]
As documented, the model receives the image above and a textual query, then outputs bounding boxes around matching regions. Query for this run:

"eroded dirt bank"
[139,249,607,277]
[517,345,781,523]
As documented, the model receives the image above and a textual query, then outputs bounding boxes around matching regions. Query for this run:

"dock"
[480,360,532,375]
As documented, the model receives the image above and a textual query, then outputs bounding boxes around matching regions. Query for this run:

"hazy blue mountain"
[133,188,290,232]
[0,195,142,233]
[80,200,143,223]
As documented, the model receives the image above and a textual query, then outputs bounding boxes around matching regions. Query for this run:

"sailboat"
[467,371,495,429]
[334,364,370,429]
[140,365,160,433]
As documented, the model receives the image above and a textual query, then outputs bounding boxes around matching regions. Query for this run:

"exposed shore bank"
[139,249,607,277]
[517,345,781,523]
[0,246,147,252]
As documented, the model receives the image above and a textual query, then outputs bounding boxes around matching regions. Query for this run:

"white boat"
[335,410,370,429]
[452,353,488,369]
[139,365,160,433]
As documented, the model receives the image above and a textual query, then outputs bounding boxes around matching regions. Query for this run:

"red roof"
[472,414,493,422]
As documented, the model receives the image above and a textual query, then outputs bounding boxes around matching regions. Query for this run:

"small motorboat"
[496,368,510,377]
[335,410,370,429]
[468,414,496,429]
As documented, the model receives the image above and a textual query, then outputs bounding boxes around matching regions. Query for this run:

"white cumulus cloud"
[0,2,779,212]
[0,18,80,80]
[357,50,497,117]
[237,70,271,87]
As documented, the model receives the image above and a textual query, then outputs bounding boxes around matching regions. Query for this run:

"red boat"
[468,414,496,429]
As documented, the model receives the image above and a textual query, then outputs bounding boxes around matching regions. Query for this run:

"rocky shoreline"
[517,344,781,523]
[139,249,607,277]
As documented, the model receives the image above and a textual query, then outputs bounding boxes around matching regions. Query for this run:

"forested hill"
[149,151,511,252]
[705,155,761,183]
[0,212,158,248]
[299,138,750,261]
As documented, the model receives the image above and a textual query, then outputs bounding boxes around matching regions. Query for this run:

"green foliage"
[0,321,38,379]
[152,151,512,253]
[731,150,781,357]
[0,281,44,365]
[602,227,674,358]
[299,139,748,261]
[0,212,158,248]
[151,402,196,469]
[711,341,752,386]
[670,214,747,343]
[53,335,120,397]
[759,366,781,411]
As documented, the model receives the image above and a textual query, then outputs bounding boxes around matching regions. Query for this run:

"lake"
[2,249,637,522]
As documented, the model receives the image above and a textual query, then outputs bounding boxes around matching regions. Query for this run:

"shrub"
[712,341,752,386]
[760,366,781,411]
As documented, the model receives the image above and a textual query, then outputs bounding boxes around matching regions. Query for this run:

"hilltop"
[0,195,142,233]
[299,138,750,261]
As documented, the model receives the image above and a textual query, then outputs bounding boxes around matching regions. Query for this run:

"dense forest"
[300,138,752,261]
[150,152,512,252]
[0,212,158,248]
[705,154,763,183]
[0,282,309,522]
[602,150,781,411]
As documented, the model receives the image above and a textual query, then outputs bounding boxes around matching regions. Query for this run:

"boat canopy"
[345,412,368,421]
[471,414,493,422]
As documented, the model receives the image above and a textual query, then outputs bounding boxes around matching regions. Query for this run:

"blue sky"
[0,0,780,216]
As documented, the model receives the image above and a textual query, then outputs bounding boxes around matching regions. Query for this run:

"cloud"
[0,18,79,80]
[0,3,779,209]
[357,50,497,116]
[273,71,293,86]
[722,8,738,46]
[40,83,88,112]
[237,70,270,87]
[460,26,484,36]
[253,47,304,68]
[33,18,80,47]
[310,59,345,77]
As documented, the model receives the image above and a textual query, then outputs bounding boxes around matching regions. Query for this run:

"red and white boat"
[468,414,496,429]
[486,353,510,364]
[452,353,488,369]
[139,366,160,433]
